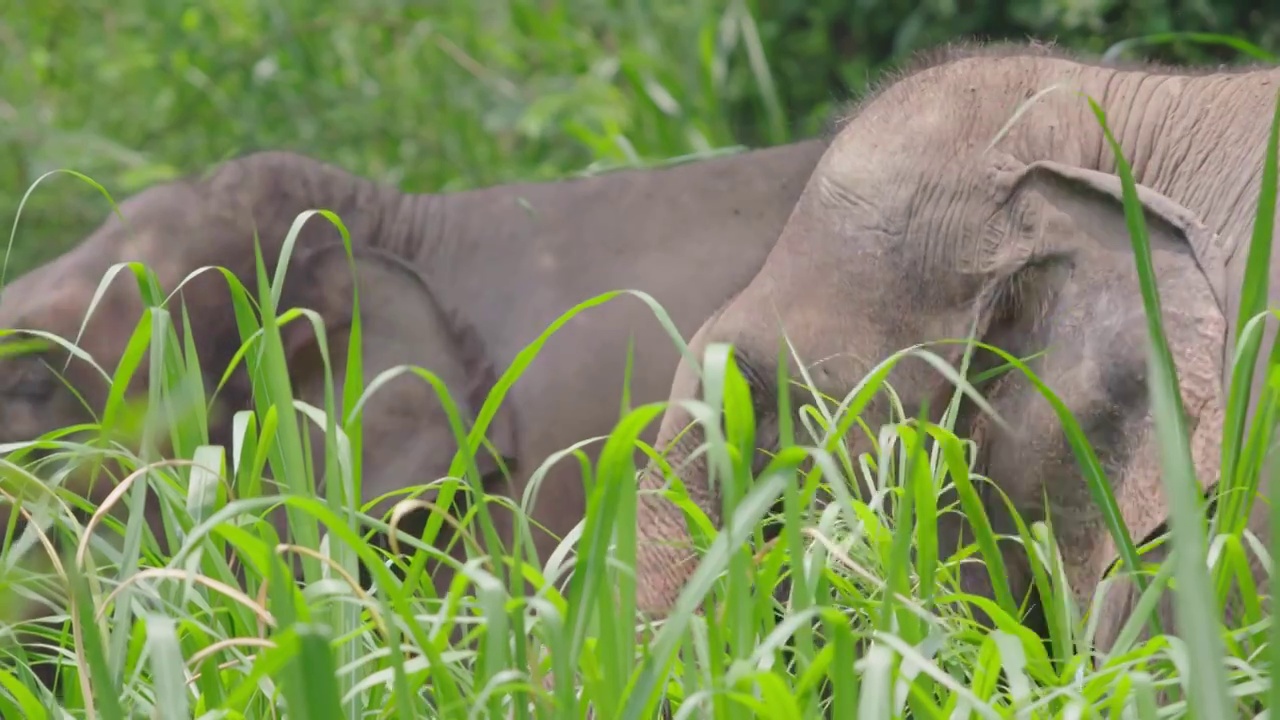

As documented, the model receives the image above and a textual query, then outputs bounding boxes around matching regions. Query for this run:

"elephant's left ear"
[994,158,1230,315]
[276,242,518,476]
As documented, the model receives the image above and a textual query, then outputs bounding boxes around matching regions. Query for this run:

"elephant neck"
[365,188,444,265]
[367,186,500,344]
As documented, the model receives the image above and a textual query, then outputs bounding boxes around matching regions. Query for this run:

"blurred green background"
[5,0,1280,276]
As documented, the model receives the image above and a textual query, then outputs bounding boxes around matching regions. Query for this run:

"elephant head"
[633,50,1229,633]
[0,152,516,596]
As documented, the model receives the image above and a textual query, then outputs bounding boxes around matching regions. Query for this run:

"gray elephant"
[0,139,827,682]
[631,42,1275,657]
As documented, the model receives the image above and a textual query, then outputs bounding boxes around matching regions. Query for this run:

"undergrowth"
[0,21,1277,720]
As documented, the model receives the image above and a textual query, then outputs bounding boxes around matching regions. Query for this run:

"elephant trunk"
[634,333,725,618]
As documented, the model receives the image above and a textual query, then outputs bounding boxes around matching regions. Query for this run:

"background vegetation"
[4,1,1280,718]
[7,0,1280,273]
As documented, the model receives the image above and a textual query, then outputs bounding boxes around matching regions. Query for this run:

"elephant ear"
[277,244,518,509]
[970,156,1228,614]
[1002,159,1232,313]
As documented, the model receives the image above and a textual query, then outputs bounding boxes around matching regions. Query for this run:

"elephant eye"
[730,351,778,413]
[2,359,58,402]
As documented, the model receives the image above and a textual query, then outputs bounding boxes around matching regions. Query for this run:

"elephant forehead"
[0,272,94,331]
[89,182,236,282]
[0,272,150,369]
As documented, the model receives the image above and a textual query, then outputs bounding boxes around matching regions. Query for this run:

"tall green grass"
[4,131,1277,717]
[1,20,1278,720]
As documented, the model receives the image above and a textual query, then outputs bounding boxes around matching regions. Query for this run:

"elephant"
[630,40,1277,664]
[0,138,828,686]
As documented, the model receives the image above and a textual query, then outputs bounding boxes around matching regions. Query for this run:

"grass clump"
[0,16,1277,720]
[1,157,1275,716]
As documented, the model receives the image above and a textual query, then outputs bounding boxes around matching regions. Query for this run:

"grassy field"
[2,3,1279,718]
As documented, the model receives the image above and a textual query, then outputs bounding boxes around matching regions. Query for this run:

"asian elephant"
[632,42,1275,653]
[0,138,827,682]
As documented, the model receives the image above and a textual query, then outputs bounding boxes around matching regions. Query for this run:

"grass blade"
[1089,96,1231,719]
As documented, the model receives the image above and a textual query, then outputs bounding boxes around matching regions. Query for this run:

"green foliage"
[1,1,1278,718]
[2,0,783,274]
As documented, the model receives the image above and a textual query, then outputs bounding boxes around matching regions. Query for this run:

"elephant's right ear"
[276,243,518,478]
[994,157,1230,313]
